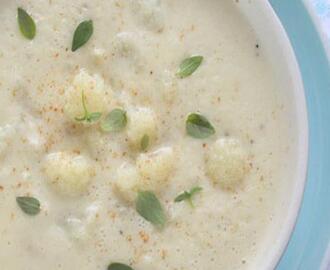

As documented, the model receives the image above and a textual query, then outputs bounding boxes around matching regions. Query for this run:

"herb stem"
[188,197,195,208]
[174,186,203,208]
[74,91,102,123]
[75,91,88,121]
[81,91,88,116]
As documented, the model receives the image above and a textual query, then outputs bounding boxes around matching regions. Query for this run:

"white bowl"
[237,1,309,269]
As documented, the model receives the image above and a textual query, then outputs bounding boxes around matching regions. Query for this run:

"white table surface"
[310,0,330,44]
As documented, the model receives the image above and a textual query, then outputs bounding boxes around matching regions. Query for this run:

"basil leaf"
[72,20,93,52]
[140,134,149,151]
[177,56,203,78]
[108,263,133,270]
[186,113,215,139]
[174,186,202,207]
[17,8,36,40]
[136,191,166,228]
[101,109,127,132]
[16,196,41,216]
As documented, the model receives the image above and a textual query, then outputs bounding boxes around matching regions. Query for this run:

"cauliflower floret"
[206,138,250,189]
[44,151,94,196]
[136,147,175,189]
[131,0,165,33]
[64,69,110,121]
[114,163,141,202]
[126,107,158,149]
[115,147,175,202]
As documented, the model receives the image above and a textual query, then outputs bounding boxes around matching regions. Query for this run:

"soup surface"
[0,0,296,269]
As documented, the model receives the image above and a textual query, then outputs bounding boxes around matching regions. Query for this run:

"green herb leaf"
[72,20,93,52]
[140,134,149,151]
[174,186,202,207]
[190,186,203,195]
[17,8,36,40]
[87,112,102,122]
[16,196,41,216]
[108,263,134,270]
[177,56,203,78]
[174,191,191,203]
[136,191,166,228]
[101,109,127,132]
[75,91,102,123]
[186,113,215,139]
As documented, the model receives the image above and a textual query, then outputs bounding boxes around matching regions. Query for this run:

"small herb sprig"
[101,108,127,133]
[72,20,93,52]
[108,263,134,270]
[140,134,150,151]
[177,56,203,78]
[75,91,102,123]
[16,196,41,216]
[186,113,215,139]
[136,191,166,229]
[17,7,36,40]
[174,186,203,207]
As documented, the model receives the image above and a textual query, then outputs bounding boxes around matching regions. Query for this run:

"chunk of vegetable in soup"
[0,0,295,269]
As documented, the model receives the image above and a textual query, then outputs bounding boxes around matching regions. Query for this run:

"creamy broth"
[0,0,295,269]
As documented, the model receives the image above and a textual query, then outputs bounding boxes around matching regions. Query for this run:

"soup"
[0,0,297,269]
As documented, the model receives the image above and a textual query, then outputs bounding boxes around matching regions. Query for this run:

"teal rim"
[269,0,330,269]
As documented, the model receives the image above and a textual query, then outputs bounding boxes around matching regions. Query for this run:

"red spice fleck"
[161,249,167,259]
[109,211,117,220]
[139,231,150,243]
[72,149,81,155]
[126,235,132,242]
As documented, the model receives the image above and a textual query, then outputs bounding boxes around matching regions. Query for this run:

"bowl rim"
[258,1,309,269]
[302,0,330,61]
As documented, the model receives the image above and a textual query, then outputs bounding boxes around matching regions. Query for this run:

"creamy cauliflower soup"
[0,0,298,269]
